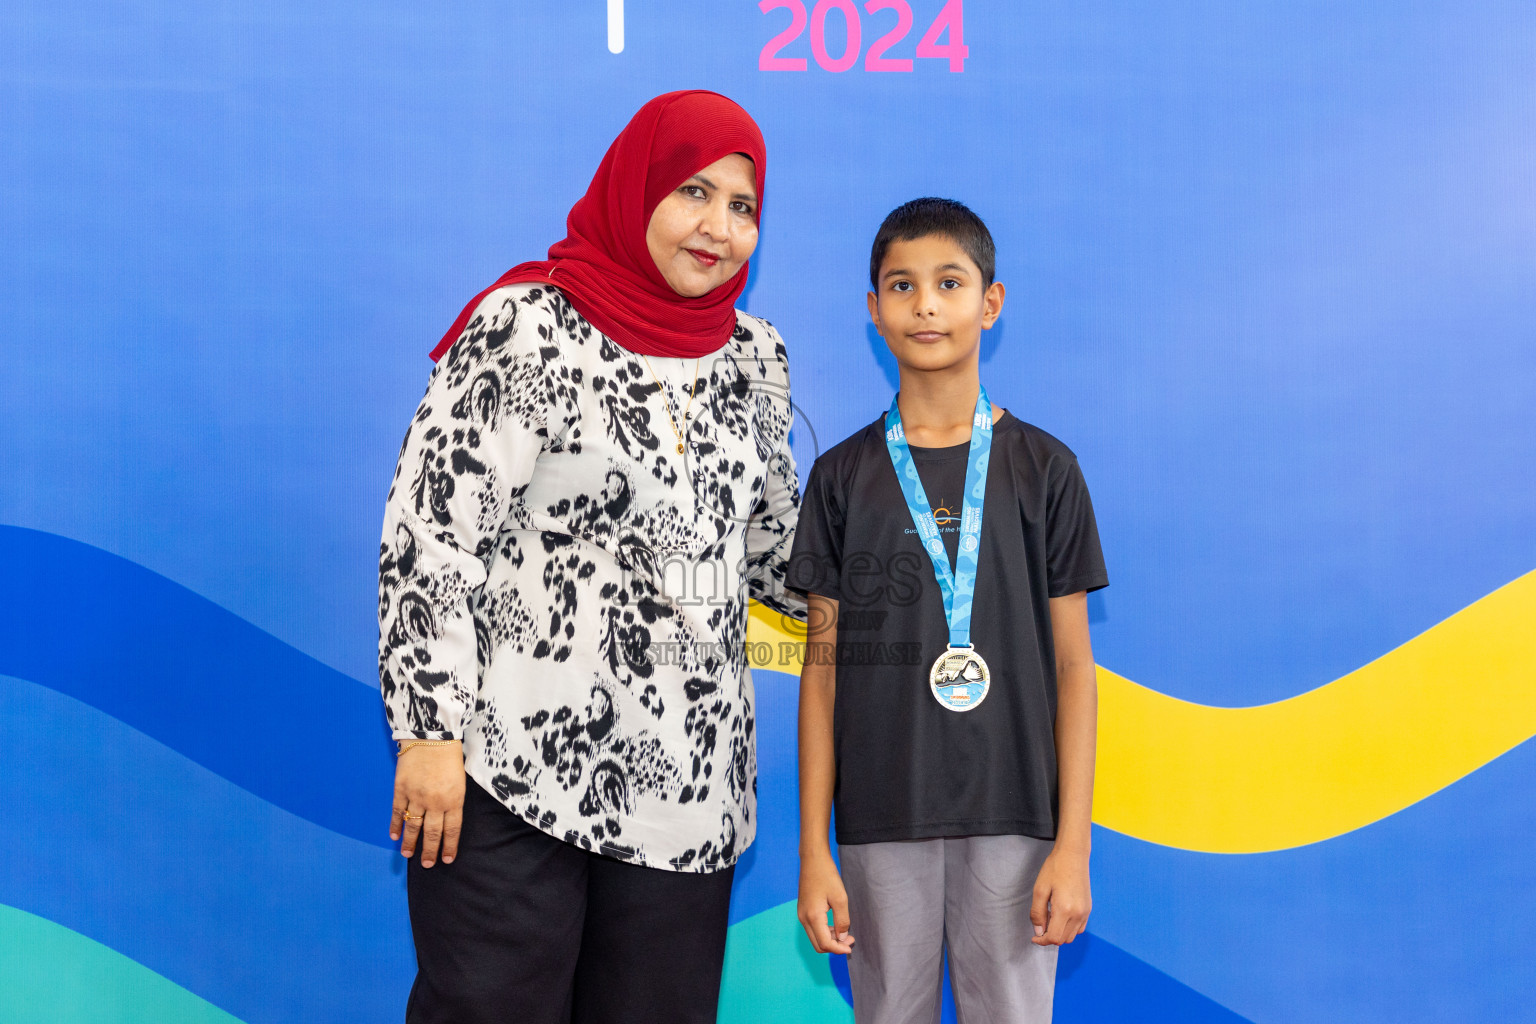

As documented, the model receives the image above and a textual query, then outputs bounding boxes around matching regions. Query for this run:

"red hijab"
[429,91,767,362]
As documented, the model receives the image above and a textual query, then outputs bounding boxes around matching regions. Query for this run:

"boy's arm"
[1031,589,1097,946]
[797,593,854,954]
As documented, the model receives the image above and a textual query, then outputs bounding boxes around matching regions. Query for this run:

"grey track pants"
[840,835,1058,1024]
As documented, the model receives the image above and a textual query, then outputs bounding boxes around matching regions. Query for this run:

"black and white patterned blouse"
[378,284,805,872]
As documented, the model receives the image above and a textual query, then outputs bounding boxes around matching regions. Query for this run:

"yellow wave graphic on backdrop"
[746,570,1536,853]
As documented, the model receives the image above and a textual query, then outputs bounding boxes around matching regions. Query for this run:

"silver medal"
[929,646,991,712]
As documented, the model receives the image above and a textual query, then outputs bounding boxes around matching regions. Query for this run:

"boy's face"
[868,234,1004,376]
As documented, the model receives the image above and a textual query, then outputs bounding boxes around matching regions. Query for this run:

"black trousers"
[405,777,736,1024]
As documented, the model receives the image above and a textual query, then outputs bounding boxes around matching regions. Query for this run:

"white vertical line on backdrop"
[607,0,624,53]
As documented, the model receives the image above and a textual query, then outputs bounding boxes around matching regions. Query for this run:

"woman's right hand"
[390,740,466,868]
[797,850,855,954]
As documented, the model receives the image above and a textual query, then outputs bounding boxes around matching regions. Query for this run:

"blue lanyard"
[884,388,993,650]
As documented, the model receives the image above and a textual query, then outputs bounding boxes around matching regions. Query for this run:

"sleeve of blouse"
[377,287,576,740]
[743,321,808,622]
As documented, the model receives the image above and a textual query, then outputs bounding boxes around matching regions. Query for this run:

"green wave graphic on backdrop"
[719,901,852,1023]
[0,904,246,1024]
[0,895,840,1024]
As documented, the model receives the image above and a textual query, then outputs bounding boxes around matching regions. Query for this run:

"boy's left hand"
[1030,847,1091,946]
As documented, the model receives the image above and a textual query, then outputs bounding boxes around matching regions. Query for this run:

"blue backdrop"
[3,1,1534,1021]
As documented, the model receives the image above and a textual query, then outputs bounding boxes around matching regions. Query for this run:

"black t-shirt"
[786,409,1108,845]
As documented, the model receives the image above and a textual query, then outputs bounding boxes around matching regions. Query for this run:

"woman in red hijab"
[377,91,805,1023]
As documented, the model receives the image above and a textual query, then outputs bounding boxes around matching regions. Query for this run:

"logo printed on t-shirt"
[903,497,963,539]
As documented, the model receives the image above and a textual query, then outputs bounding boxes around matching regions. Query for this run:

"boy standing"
[788,198,1108,1023]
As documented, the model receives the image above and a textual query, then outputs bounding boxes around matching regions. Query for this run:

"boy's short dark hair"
[869,197,996,288]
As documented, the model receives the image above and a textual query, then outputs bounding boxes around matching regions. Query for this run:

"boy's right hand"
[798,852,855,954]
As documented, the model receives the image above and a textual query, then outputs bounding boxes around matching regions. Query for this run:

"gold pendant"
[676,442,685,454]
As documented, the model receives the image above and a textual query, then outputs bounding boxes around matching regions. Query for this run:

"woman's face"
[645,153,759,297]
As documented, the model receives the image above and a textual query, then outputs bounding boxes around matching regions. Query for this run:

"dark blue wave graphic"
[1054,934,1256,1023]
[4,669,1252,1024]
[822,932,1256,1023]
[0,672,413,1024]
[0,526,396,848]
[8,526,1529,1021]
[1090,742,1536,1022]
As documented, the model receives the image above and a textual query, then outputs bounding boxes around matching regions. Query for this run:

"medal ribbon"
[884,388,993,650]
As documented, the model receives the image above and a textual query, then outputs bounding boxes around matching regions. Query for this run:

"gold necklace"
[638,355,703,455]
